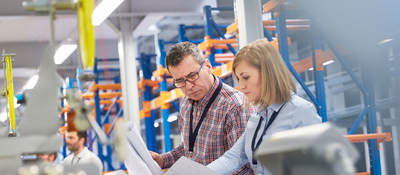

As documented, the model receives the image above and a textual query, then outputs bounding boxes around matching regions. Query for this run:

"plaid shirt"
[161,77,253,174]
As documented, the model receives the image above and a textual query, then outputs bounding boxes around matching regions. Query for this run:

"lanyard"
[188,80,223,152]
[72,156,81,165]
[251,103,286,164]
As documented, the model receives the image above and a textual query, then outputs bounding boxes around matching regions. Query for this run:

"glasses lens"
[174,80,185,88]
[186,73,199,82]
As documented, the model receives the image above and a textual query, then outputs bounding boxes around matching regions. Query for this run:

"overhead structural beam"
[234,0,264,47]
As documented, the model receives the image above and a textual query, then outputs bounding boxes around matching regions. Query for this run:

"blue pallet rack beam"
[179,24,205,43]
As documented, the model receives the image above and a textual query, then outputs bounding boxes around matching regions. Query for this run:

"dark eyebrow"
[239,72,248,76]
[174,77,185,81]
[186,71,197,76]
[175,71,196,81]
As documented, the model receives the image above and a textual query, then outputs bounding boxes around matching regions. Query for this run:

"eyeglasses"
[173,62,204,88]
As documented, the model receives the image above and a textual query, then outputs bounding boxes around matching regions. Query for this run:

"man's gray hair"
[165,42,204,70]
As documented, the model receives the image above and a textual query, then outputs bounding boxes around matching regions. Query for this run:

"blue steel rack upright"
[157,40,177,152]
[138,53,158,152]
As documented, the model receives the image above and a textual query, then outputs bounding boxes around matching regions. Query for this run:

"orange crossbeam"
[263,0,283,13]
[211,38,238,44]
[97,84,121,90]
[345,133,392,143]
[144,79,161,87]
[355,172,370,175]
[81,92,122,99]
[292,50,336,73]
[213,43,238,50]
[141,88,185,114]
[89,83,122,92]
[89,100,123,106]
[199,36,212,51]
[214,53,235,63]
[226,22,238,35]
[215,53,234,58]
[152,66,170,78]
[199,36,238,51]
[138,79,160,89]
[215,57,234,63]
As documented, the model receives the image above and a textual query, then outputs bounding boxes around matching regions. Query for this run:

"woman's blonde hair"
[233,39,296,108]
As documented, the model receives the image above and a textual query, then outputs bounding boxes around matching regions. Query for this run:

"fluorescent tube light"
[309,60,335,71]
[54,44,77,65]
[167,115,178,122]
[23,74,39,90]
[322,60,335,66]
[0,111,7,123]
[92,0,124,26]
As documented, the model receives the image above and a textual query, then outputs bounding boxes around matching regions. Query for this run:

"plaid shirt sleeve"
[160,143,184,168]
[224,104,251,148]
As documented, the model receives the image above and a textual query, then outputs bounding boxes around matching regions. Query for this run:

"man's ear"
[79,137,85,146]
[204,59,213,73]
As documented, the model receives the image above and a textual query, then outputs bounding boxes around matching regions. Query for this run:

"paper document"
[124,122,163,175]
[165,157,221,175]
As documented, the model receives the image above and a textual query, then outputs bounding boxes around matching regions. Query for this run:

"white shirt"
[207,94,322,174]
[63,147,103,174]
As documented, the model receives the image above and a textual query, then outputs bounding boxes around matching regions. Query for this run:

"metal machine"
[254,123,359,175]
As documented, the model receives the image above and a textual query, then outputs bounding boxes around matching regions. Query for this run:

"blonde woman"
[207,39,321,174]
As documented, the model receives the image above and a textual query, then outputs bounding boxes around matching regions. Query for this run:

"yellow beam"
[3,54,16,134]
[77,0,95,69]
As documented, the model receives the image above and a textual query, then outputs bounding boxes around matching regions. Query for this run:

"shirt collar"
[255,102,284,118]
[256,92,294,113]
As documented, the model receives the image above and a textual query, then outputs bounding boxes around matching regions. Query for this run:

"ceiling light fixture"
[54,44,77,65]
[22,74,39,90]
[92,0,124,26]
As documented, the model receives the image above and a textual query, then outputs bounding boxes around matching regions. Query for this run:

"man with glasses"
[150,42,252,174]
